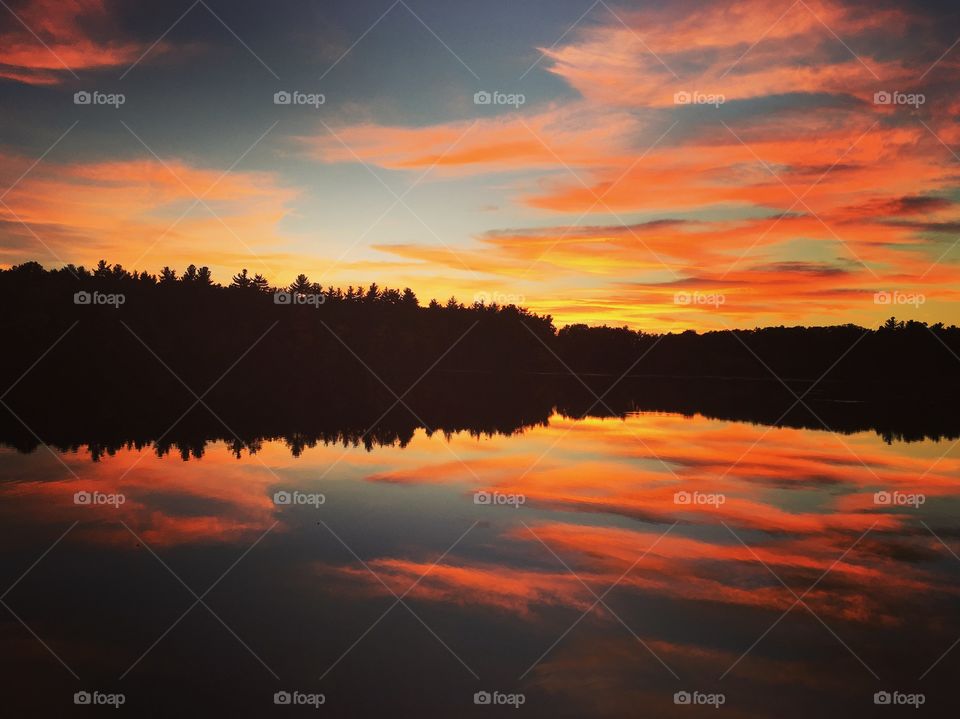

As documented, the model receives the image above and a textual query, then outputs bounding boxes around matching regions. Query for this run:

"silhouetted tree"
[231,269,252,289]
[290,274,312,295]
[252,273,269,292]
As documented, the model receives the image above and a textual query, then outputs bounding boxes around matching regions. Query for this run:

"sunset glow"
[2,0,958,329]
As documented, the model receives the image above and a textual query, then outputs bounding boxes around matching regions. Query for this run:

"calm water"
[1,411,959,717]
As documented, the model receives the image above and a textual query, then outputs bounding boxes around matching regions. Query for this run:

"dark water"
[1,400,959,717]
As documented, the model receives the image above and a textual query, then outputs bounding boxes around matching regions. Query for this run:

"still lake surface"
[1,408,958,717]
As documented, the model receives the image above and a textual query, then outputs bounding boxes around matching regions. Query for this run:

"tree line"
[1,260,958,457]
[2,260,958,406]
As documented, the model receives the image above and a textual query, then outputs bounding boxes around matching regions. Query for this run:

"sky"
[1,0,959,331]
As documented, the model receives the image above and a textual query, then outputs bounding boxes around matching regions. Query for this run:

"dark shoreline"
[3,261,958,458]
[2,373,956,461]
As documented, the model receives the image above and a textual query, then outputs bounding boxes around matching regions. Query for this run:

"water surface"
[1,410,958,716]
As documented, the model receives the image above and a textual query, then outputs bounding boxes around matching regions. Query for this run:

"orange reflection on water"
[318,412,960,628]
[1,410,957,624]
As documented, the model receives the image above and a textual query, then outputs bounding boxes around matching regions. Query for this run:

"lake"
[1,408,958,716]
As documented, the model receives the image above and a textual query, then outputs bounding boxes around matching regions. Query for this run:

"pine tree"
[290,274,312,295]
[231,269,252,288]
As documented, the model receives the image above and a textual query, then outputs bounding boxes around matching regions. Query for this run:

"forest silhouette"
[1,260,958,458]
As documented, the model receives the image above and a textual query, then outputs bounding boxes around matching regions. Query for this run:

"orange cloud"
[297,0,960,330]
[300,106,637,176]
[0,149,299,280]
[0,0,154,85]
[541,0,916,107]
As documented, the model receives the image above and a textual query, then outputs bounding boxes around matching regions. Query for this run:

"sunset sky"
[1,0,959,330]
